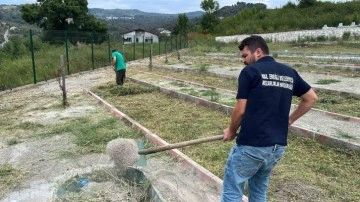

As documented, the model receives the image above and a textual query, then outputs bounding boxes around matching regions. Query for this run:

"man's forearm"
[229,99,247,133]
[289,89,318,125]
[229,110,243,134]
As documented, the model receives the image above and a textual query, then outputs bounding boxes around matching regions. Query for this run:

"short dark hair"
[238,35,269,55]
[112,49,118,53]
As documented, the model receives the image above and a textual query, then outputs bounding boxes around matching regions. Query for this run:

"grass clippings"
[92,81,360,202]
[0,163,27,197]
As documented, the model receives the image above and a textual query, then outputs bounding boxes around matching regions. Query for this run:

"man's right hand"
[223,127,237,141]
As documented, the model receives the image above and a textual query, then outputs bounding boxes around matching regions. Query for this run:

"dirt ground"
[1,52,358,201]
[0,63,221,201]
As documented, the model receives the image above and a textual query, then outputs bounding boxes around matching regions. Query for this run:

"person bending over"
[221,35,318,202]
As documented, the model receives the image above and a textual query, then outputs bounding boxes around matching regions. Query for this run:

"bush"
[342,32,351,41]
[1,36,27,58]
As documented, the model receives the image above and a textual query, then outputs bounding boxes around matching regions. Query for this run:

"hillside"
[88,8,203,35]
[0,5,203,36]
[215,2,267,18]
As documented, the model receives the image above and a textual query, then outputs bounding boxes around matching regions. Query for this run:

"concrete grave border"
[83,88,250,202]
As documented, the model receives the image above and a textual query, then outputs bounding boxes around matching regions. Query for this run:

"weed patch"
[315,79,341,85]
[200,89,220,102]
[6,138,22,146]
[194,62,209,73]
[293,91,359,117]
[0,163,26,196]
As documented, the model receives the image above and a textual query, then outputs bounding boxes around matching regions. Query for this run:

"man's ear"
[254,48,263,59]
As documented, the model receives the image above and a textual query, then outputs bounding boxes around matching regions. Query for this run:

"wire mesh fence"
[0,29,188,91]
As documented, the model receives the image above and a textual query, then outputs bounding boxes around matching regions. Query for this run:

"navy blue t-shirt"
[236,56,311,146]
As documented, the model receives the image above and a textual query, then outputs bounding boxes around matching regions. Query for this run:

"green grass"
[315,79,341,85]
[293,91,360,117]
[0,35,183,91]
[335,129,356,140]
[131,67,359,117]
[39,116,143,154]
[0,163,27,195]
[200,89,220,102]
[2,36,360,91]
[194,62,210,72]
[288,63,360,77]
[92,81,360,202]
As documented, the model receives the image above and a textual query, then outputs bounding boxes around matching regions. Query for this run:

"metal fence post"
[176,35,178,50]
[29,29,36,84]
[143,35,145,58]
[91,32,94,70]
[133,36,136,61]
[180,35,182,49]
[122,36,125,54]
[65,30,70,74]
[170,36,173,52]
[149,36,153,70]
[108,33,111,64]
[165,38,168,63]
[159,36,161,55]
[60,55,67,106]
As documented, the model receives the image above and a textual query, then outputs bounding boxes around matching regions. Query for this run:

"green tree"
[297,0,317,8]
[20,0,107,33]
[173,13,189,36]
[201,13,219,34]
[201,0,220,13]
[200,0,220,34]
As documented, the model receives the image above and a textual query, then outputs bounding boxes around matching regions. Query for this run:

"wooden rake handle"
[138,135,223,155]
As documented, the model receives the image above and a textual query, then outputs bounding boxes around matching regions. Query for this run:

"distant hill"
[88,8,203,35]
[89,8,203,19]
[0,5,38,36]
[0,5,203,36]
[0,5,25,24]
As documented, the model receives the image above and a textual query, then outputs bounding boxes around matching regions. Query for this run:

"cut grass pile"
[92,81,360,202]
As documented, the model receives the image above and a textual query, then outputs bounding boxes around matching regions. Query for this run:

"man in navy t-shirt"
[221,35,318,202]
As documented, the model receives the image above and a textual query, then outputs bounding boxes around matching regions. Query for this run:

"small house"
[122,29,159,44]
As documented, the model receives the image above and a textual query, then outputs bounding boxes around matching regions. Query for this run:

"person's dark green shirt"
[112,51,126,71]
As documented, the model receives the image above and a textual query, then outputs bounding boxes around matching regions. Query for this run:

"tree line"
[207,0,360,36]
[5,0,360,40]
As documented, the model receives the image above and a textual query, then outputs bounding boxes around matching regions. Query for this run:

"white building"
[160,29,172,36]
[122,29,159,44]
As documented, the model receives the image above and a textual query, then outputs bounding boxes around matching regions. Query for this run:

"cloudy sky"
[1,0,351,14]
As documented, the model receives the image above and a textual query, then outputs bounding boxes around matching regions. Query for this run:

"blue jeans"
[221,144,285,202]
